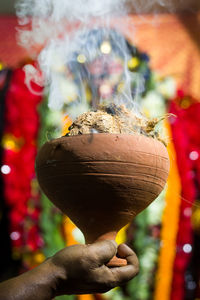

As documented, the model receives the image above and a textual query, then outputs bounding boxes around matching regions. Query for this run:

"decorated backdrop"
[0,12,200,300]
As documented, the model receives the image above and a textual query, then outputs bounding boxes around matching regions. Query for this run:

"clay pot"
[36,133,169,266]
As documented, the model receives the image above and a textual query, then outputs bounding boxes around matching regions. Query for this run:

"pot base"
[107,256,127,267]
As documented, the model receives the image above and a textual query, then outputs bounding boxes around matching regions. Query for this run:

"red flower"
[3,67,43,252]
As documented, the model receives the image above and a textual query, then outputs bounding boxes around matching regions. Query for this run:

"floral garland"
[2,67,43,263]
[0,66,14,277]
[154,122,182,300]
[190,201,200,299]
[154,93,200,300]
[169,93,199,300]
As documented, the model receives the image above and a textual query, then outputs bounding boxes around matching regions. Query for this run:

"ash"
[67,104,166,144]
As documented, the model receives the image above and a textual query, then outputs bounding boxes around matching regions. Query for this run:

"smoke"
[16,0,128,51]
[15,0,189,117]
[16,0,128,20]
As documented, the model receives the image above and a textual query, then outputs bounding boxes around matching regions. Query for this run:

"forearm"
[0,258,64,300]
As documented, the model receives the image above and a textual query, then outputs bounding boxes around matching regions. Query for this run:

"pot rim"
[49,132,166,146]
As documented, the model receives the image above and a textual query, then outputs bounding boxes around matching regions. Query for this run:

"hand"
[50,240,139,296]
[0,241,139,300]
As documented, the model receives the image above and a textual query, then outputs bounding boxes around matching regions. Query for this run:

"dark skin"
[0,240,139,300]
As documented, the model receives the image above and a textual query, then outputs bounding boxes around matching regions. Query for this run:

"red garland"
[2,67,43,254]
[169,93,199,300]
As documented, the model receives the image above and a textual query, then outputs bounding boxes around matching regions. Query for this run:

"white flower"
[156,77,176,99]
[141,91,166,118]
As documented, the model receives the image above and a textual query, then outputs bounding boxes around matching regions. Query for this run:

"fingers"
[92,262,138,292]
[110,244,139,284]
[117,243,139,266]
[117,243,134,258]
[91,244,139,291]
[87,240,117,266]
[109,263,139,285]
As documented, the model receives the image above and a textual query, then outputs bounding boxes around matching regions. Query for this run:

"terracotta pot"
[36,133,169,266]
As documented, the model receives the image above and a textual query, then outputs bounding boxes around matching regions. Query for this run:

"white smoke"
[16,0,128,51]
[16,0,132,113]
[15,0,190,114]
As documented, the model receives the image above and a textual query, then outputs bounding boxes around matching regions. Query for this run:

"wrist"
[19,257,67,300]
[45,256,68,297]
[0,258,65,300]
[24,258,58,300]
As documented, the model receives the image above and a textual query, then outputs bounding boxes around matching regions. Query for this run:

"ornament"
[77,54,87,64]
[128,57,140,71]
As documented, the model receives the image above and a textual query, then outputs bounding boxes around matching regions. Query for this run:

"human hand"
[49,240,139,296]
[0,241,138,300]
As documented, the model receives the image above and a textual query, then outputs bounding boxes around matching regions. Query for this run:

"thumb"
[87,240,117,265]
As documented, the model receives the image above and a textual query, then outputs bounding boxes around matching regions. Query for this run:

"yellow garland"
[77,294,94,300]
[116,224,129,245]
[62,114,73,135]
[154,122,182,300]
[63,216,78,246]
